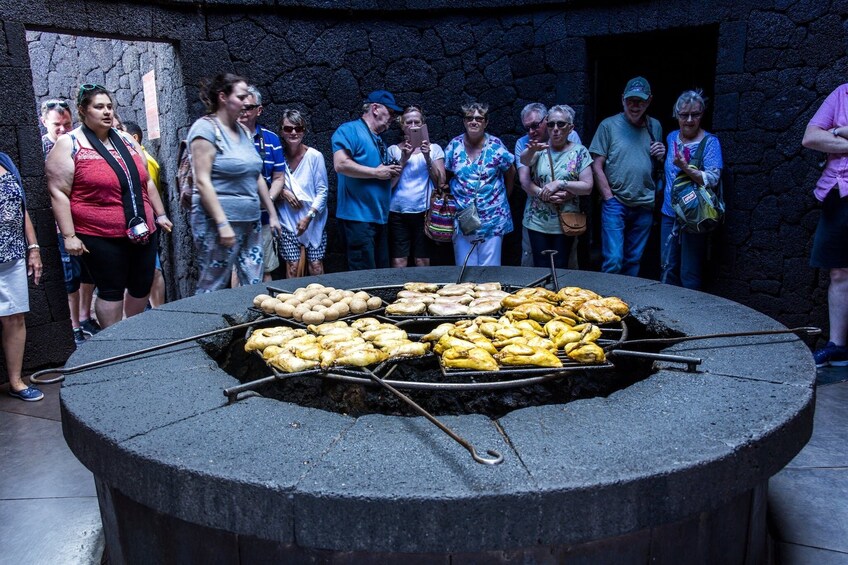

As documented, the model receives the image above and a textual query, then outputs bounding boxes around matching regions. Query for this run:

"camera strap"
[360,118,387,165]
[80,124,146,230]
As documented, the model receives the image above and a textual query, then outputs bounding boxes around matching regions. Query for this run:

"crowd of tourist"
[7,70,848,401]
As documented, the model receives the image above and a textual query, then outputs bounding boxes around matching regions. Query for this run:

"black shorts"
[811,189,848,269]
[388,211,430,261]
[77,232,158,301]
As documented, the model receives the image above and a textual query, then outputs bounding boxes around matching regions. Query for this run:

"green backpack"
[670,134,724,234]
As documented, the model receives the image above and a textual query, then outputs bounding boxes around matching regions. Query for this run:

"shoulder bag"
[425,182,456,242]
[670,134,725,234]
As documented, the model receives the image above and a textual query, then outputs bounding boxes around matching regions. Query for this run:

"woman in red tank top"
[46,84,173,329]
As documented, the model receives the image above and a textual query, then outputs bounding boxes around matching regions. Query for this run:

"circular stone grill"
[60,267,815,563]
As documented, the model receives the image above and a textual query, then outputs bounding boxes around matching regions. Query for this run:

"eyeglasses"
[546,121,571,129]
[42,100,70,111]
[679,112,703,120]
[524,121,543,131]
[242,104,261,111]
[464,115,486,123]
[77,83,107,104]
[282,125,304,133]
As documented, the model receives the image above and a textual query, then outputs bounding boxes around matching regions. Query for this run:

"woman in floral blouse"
[520,104,593,268]
[444,102,515,266]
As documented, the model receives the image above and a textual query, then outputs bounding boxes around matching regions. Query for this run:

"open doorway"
[585,25,719,279]
[25,30,189,304]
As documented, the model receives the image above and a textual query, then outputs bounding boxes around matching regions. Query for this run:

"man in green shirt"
[589,77,665,276]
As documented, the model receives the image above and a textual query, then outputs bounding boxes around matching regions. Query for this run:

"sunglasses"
[547,121,571,129]
[678,112,703,120]
[464,115,486,123]
[282,125,305,133]
[77,83,107,104]
[242,104,261,111]
[43,100,70,111]
[524,121,543,131]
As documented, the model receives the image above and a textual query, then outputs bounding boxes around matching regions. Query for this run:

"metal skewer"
[456,240,480,283]
[29,319,267,385]
[541,249,560,291]
[361,367,504,465]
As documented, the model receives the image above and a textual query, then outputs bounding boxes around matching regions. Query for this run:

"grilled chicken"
[386,301,428,315]
[351,317,383,331]
[433,294,474,305]
[244,327,306,351]
[468,298,502,315]
[495,344,562,367]
[396,290,438,302]
[421,323,457,342]
[473,289,509,300]
[556,287,601,301]
[577,300,620,324]
[550,329,583,349]
[512,319,545,336]
[544,318,576,338]
[473,282,502,291]
[599,297,630,317]
[269,352,320,373]
[380,340,430,358]
[437,283,475,296]
[442,347,499,371]
[507,302,557,324]
[403,282,440,293]
[572,323,602,342]
[331,348,388,368]
[565,341,606,364]
[514,287,559,303]
[428,302,469,316]
[318,333,365,348]
[434,334,477,354]
[308,321,349,335]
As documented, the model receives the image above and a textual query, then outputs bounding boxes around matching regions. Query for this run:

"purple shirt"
[808,83,848,201]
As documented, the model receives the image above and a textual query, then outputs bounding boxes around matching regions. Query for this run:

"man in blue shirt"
[332,90,403,270]
[239,86,286,281]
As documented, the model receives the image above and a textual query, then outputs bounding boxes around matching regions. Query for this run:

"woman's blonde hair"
[396,105,425,126]
[461,102,489,119]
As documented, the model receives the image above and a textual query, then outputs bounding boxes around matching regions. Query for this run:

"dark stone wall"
[0,0,843,379]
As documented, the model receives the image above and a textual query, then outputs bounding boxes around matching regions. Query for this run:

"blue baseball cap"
[623,76,651,100]
[365,90,402,112]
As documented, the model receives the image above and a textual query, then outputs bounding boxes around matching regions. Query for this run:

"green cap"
[623,76,651,100]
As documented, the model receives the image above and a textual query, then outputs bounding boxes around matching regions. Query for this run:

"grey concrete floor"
[0,367,845,565]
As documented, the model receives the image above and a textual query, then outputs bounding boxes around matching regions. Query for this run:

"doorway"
[585,25,719,279]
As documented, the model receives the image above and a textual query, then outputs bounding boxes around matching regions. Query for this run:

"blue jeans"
[527,228,572,268]
[660,214,708,289]
[601,197,653,276]
[339,219,389,271]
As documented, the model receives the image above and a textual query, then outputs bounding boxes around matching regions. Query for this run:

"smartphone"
[408,124,429,149]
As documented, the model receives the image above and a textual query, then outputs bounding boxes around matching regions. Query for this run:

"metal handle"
[541,249,559,291]
[612,327,822,350]
[457,240,480,284]
[30,319,266,385]
[362,368,503,465]
[607,349,702,372]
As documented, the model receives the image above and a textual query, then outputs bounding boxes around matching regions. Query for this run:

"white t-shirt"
[387,143,445,214]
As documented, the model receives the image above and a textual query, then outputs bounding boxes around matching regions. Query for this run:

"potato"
[304,298,318,308]
[253,294,272,307]
[302,310,325,325]
[294,290,309,301]
[321,298,335,308]
[313,293,328,302]
[293,304,311,321]
[341,296,354,305]
[366,296,382,310]
[275,293,295,301]
[284,298,301,307]
[306,283,325,290]
[260,298,280,314]
[304,289,319,299]
[333,302,350,316]
[312,304,327,312]
[343,290,355,298]
[274,302,295,318]
[350,298,368,314]
[322,307,340,322]
[328,290,344,302]
[353,291,370,301]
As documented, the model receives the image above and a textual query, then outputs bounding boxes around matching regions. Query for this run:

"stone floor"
[0,367,845,564]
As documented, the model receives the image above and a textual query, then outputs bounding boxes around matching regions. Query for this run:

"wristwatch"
[831,128,841,137]
[308,210,316,219]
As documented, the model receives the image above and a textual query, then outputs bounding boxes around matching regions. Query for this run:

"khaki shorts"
[261,224,280,273]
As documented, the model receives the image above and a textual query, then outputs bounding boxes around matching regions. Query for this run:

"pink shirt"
[808,83,848,201]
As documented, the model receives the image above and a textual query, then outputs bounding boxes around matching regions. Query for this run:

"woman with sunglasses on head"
[277,109,328,278]
[444,102,515,266]
[519,104,593,268]
[187,73,281,293]
[660,90,723,289]
[387,106,446,267]
[45,84,172,329]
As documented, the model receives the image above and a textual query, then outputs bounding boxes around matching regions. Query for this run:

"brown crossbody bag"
[547,148,587,236]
